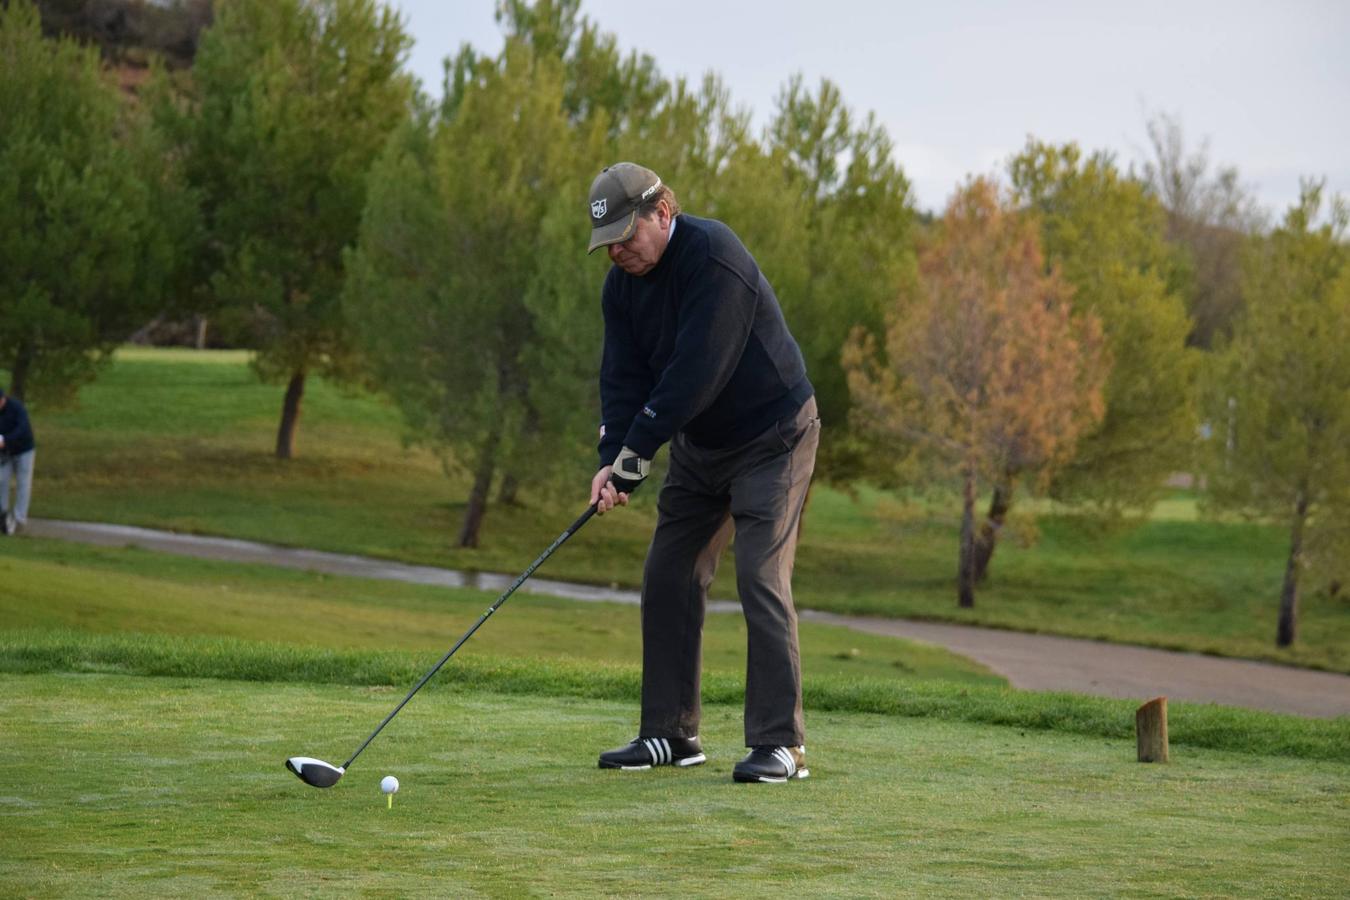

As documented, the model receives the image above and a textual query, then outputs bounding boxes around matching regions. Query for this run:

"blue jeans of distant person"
[0,449,35,526]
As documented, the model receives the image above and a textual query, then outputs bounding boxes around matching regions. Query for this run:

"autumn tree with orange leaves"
[844,179,1109,608]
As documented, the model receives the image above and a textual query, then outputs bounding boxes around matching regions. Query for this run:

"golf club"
[286,502,599,788]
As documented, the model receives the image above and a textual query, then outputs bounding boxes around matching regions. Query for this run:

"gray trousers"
[639,397,819,747]
[0,449,35,524]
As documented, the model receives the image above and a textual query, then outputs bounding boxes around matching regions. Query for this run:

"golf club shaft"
[340,503,598,770]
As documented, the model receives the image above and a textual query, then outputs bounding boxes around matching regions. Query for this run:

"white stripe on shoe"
[644,738,669,766]
[622,737,705,768]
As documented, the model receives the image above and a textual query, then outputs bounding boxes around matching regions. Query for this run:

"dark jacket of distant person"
[0,393,35,457]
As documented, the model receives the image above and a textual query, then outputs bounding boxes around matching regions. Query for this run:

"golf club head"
[286,757,345,788]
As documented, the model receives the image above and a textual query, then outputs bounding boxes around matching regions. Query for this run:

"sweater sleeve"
[597,276,652,467]
[621,251,758,459]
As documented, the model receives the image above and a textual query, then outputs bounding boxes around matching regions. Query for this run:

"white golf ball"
[380,775,400,794]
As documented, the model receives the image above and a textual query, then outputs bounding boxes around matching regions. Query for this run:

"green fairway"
[2,672,1346,898]
[5,519,1346,895]
[0,537,999,686]
[4,629,1345,762]
[31,348,1350,672]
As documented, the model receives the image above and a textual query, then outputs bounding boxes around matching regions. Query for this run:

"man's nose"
[607,242,626,262]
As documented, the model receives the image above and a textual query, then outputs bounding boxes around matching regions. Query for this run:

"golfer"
[586,162,819,783]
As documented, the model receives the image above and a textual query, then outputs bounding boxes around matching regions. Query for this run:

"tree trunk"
[1276,490,1308,648]
[973,477,1014,583]
[458,427,501,548]
[275,369,306,460]
[9,343,32,402]
[194,316,208,350]
[958,470,977,608]
[497,473,520,506]
[497,402,542,506]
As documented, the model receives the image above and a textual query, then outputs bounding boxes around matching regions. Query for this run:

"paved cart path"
[22,518,1350,718]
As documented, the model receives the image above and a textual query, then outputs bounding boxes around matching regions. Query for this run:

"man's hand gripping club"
[590,446,651,515]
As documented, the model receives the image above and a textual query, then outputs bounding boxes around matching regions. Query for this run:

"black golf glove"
[609,446,651,494]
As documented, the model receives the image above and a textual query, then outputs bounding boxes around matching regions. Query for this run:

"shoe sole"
[599,753,707,771]
[733,767,809,784]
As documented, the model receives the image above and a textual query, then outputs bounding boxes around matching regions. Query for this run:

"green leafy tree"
[488,0,665,137]
[348,1,759,547]
[0,0,193,403]
[1009,141,1198,551]
[844,179,1107,608]
[1202,184,1350,647]
[763,76,917,481]
[345,38,603,546]
[489,2,749,207]
[159,0,413,457]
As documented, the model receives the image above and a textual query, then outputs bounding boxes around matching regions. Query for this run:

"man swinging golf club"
[586,162,820,783]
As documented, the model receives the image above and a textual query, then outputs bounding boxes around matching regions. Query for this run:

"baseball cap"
[586,162,663,254]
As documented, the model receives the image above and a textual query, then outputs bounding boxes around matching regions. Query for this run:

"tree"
[0,0,193,404]
[1010,140,1198,540]
[1139,112,1264,348]
[347,1,766,547]
[159,0,413,458]
[490,0,666,139]
[844,179,1107,607]
[1202,184,1350,647]
[345,36,603,547]
[761,76,916,481]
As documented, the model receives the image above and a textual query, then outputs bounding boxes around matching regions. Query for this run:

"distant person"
[0,386,36,536]
[585,162,820,783]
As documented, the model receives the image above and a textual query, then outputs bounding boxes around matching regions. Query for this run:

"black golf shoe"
[733,745,808,783]
[598,736,706,770]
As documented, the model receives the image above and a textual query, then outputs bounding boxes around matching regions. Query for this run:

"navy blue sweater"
[598,214,812,466]
[0,396,35,456]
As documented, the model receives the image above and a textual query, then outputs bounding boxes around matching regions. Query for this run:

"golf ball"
[381,775,400,794]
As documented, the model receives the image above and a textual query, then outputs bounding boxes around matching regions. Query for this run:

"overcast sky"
[392,0,1349,218]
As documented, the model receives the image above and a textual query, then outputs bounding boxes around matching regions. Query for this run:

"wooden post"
[1136,696,1169,763]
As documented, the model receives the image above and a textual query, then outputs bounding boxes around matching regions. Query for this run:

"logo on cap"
[590,198,608,219]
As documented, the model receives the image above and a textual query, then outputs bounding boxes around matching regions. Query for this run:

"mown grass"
[2,672,1347,898]
[3,630,1345,762]
[27,347,1350,672]
[10,348,1348,897]
[0,537,999,686]
[7,529,1345,764]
